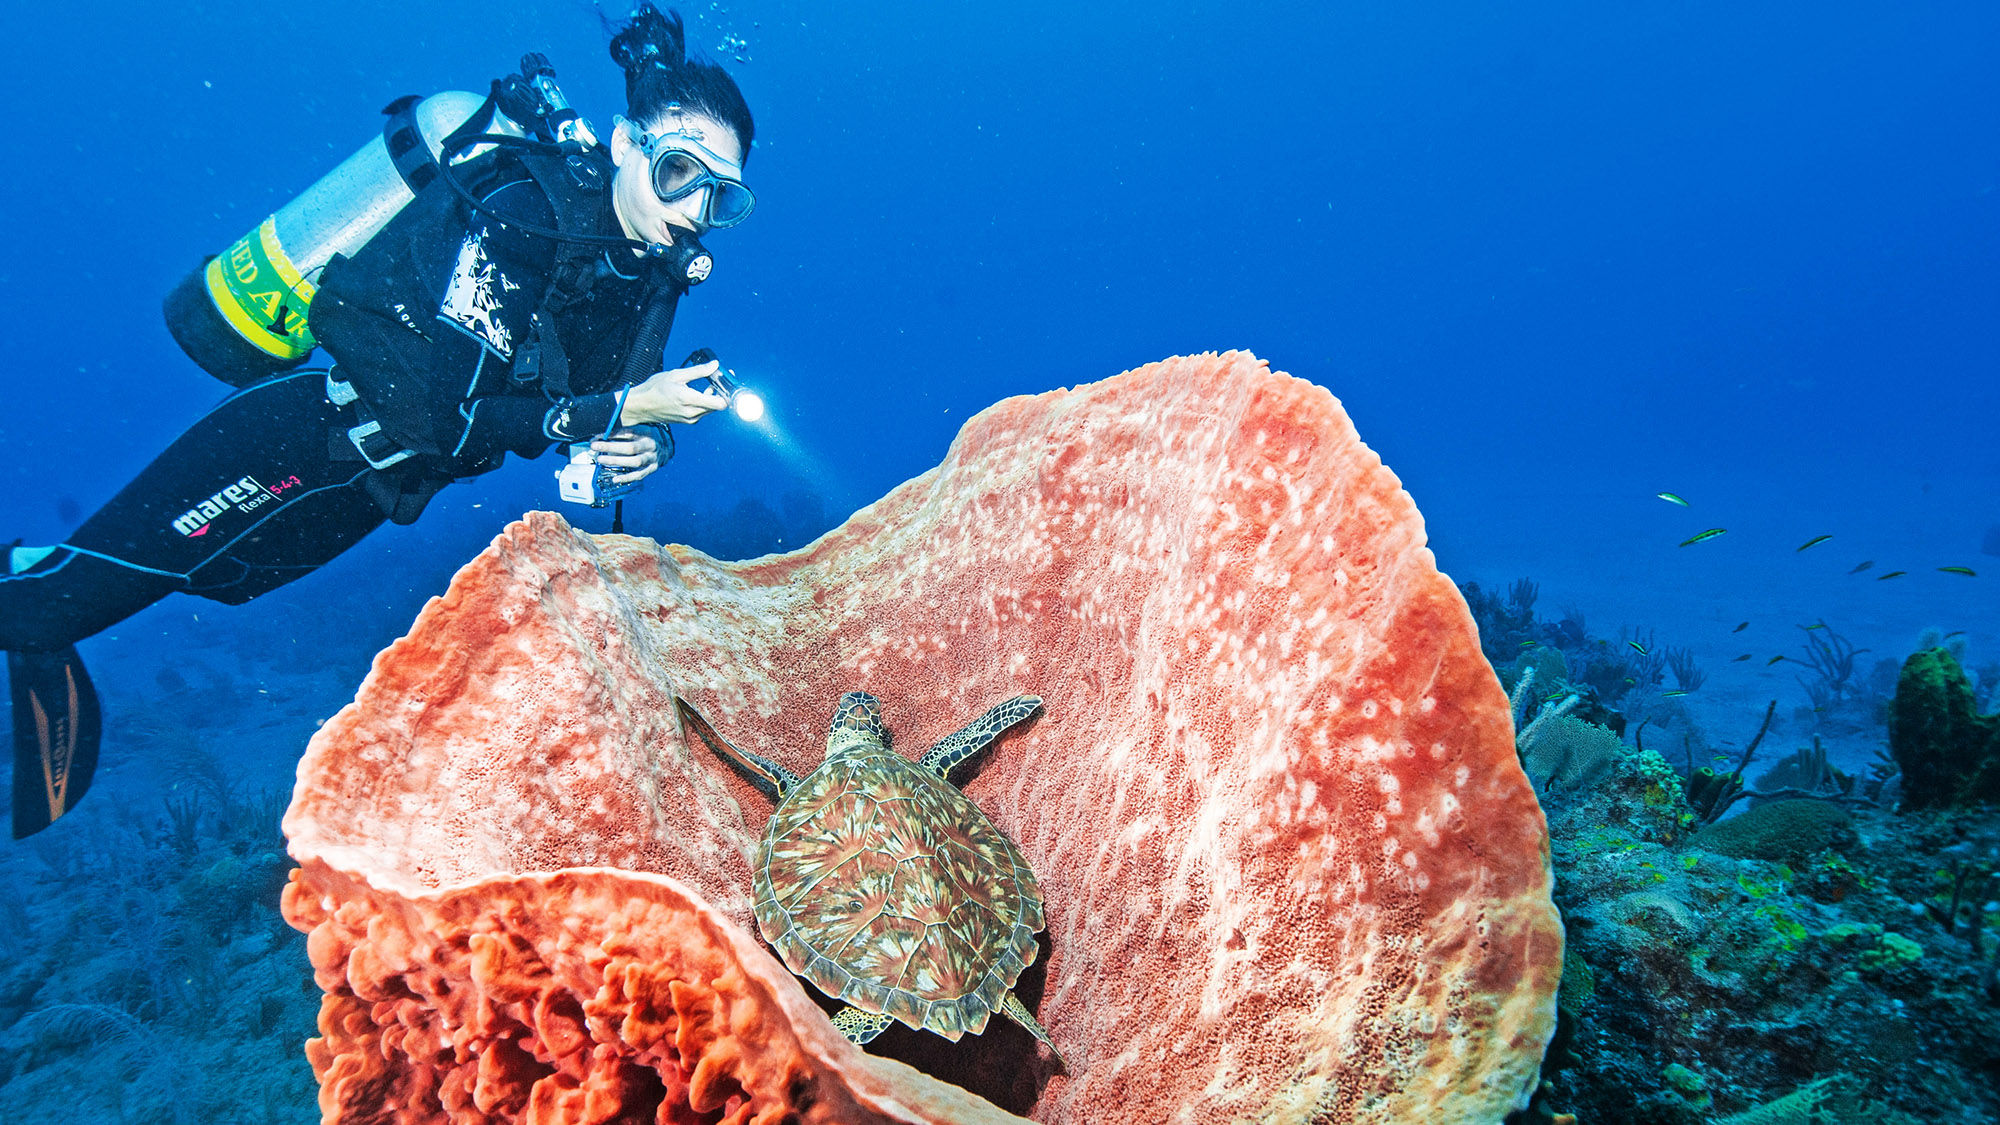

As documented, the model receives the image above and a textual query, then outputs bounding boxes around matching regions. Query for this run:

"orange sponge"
[284,352,1562,1123]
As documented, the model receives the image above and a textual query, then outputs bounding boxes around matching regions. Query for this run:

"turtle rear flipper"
[674,696,801,800]
[999,991,1066,1071]
[830,1006,894,1044]
[920,695,1043,782]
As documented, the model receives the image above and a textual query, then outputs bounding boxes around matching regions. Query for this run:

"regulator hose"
[607,286,682,536]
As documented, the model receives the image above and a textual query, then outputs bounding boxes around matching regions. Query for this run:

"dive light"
[681,348,766,422]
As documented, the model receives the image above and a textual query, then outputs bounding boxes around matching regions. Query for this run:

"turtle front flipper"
[674,696,803,800]
[919,695,1044,782]
[830,1006,895,1044]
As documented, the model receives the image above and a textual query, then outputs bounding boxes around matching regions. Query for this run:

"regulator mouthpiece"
[653,231,713,289]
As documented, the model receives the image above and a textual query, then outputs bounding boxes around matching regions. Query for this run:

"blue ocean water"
[0,1,1994,1120]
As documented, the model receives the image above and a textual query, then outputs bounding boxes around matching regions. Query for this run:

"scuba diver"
[0,4,755,837]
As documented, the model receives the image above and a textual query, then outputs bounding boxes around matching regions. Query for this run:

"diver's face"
[608,109,747,247]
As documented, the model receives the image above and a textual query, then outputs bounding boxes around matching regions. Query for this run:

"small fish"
[1519,639,1539,648]
[1627,640,1649,655]
[1732,654,1752,662]
[1877,570,1907,580]
[1945,630,1966,639]
[1661,690,1689,698]
[1623,676,1637,685]
[1766,655,1786,666]
[1656,492,1689,507]
[1732,621,1749,633]
[1939,566,1977,577]
[1796,534,1833,552]
[1679,528,1727,547]
[1848,560,1874,574]
[1801,623,1826,631]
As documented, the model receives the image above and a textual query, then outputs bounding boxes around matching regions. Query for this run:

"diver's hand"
[590,428,663,485]
[621,360,728,425]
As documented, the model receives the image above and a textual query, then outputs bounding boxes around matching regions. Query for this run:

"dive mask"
[618,114,755,228]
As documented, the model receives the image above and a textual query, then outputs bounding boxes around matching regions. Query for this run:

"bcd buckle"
[347,420,415,470]
[325,370,359,406]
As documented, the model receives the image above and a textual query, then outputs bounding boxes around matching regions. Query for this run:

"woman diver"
[0,4,754,836]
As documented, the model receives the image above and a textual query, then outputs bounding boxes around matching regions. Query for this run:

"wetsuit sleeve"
[449,377,623,458]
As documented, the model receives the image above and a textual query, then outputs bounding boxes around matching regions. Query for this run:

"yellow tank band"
[257,216,312,293]
[205,216,318,359]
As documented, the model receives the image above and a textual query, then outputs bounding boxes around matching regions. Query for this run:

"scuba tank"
[164,91,528,386]
[164,55,713,388]
[163,57,603,387]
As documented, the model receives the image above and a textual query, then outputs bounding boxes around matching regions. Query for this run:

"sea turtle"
[675,690,1063,1066]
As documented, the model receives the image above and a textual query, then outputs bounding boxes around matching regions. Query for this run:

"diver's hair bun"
[611,2,757,158]
[610,3,688,84]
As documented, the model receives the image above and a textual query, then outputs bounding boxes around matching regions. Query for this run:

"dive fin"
[9,646,102,838]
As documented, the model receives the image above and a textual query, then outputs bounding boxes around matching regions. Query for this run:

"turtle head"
[827,691,891,753]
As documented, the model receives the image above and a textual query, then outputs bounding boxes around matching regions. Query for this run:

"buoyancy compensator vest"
[160,56,665,388]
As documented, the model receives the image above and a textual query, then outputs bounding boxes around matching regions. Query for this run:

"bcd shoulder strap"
[511,147,620,397]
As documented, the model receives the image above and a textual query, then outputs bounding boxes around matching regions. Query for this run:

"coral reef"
[1471,583,1722,737]
[1794,622,1868,708]
[1520,714,1626,795]
[282,352,1564,1123]
[1690,799,1856,865]
[1890,647,2000,810]
[1506,694,2000,1125]
[0,768,318,1124]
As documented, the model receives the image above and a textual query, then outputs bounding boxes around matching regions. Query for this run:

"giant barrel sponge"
[281,352,1563,1124]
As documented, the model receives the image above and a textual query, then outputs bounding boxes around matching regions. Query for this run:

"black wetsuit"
[0,148,677,653]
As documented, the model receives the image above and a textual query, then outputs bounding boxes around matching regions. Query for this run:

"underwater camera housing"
[555,444,642,508]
